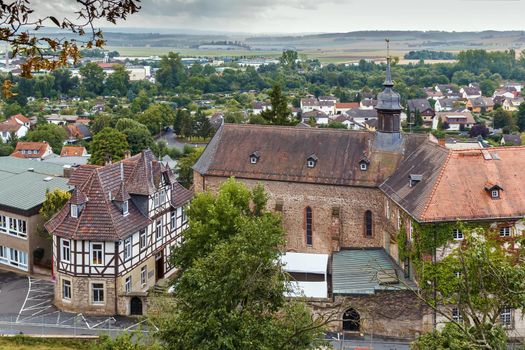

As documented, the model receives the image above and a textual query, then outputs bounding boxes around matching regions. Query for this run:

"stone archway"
[342,308,360,332]
[130,297,143,316]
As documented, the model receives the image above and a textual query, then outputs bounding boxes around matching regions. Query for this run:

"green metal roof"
[0,157,71,211]
[332,249,415,295]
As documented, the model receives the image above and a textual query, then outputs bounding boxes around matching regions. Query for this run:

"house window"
[124,237,132,261]
[141,266,147,286]
[154,193,159,208]
[0,215,6,232]
[160,189,166,204]
[500,307,513,328]
[408,221,413,241]
[71,204,79,218]
[307,159,316,168]
[62,279,71,300]
[364,210,373,237]
[125,276,131,293]
[250,156,258,164]
[360,163,368,171]
[305,207,313,246]
[92,283,104,304]
[452,307,463,322]
[0,247,28,271]
[182,206,187,224]
[61,239,71,263]
[91,243,104,265]
[171,210,176,229]
[8,218,27,238]
[491,190,499,199]
[156,219,162,241]
[499,227,511,237]
[139,229,147,250]
[122,200,129,216]
[455,271,462,278]
[452,229,463,240]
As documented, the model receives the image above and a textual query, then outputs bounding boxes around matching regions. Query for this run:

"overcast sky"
[36,0,525,34]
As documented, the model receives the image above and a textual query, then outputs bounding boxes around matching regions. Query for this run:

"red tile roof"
[335,102,359,109]
[45,150,192,241]
[11,141,51,159]
[381,146,525,222]
[0,114,28,132]
[60,146,87,157]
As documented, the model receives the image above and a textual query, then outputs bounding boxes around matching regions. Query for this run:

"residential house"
[424,88,443,100]
[0,157,70,274]
[502,81,523,93]
[434,98,459,112]
[359,99,378,110]
[11,142,54,160]
[380,146,525,337]
[45,114,79,125]
[302,110,329,125]
[45,150,192,316]
[434,111,476,131]
[502,97,524,112]
[466,97,494,113]
[500,134,522,146]
[493,87,518,99]
[0,114,30,143]
[300,98,319,113]
[460,86,482,99]
[335,102,359,114]
[251,101,271,115]
[435,84,458,94]
[406,99,434,127]
[65,123,92,143]
[60,146,88,157]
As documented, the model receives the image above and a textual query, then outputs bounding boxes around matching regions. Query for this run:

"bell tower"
[375,39,402,133]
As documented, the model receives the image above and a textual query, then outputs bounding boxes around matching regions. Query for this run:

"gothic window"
[305,207,313,246]
[364,210,373,237]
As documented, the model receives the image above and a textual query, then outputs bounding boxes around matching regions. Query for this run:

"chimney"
[62,165,75,178]
[124,150,131,159]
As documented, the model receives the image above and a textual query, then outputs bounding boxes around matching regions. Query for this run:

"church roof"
[194,124,428,187]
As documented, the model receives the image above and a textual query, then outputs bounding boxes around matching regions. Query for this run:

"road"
[156,130,203,150]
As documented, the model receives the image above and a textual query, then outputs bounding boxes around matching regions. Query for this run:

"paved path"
[0,271,28,316]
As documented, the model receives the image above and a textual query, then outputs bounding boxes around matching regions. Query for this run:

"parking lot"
[0,271,151,335]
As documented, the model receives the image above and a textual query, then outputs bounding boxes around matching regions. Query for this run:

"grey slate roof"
[0,157,70,211]
[332,249,415,295]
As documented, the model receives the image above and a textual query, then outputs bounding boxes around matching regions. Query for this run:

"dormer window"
[71,204,79,218]
[409,174,423,187]
[306,154,318,168]
[122,200,129,216]
[360,163,367,171]
[485,184,503,199]
[250,151,260,165]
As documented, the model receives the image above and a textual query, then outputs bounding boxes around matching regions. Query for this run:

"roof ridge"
[420,149,452,221]
[223,123,373,135]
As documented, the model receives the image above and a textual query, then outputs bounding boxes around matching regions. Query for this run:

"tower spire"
[384,38,393,87]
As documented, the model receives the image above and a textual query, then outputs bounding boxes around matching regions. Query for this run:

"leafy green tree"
[123,126,155,155]
[517,102,525,132]
[412,227,525,349]
[0,138,14,156]
[90,127,129,165]
[105,64,130,97]
[79,62,106,95]
[3,102,22,118]
[52,69,79,95]
[130,89,151,113]
[280,50,298,69]
[492,108,516,130]
[38,189,71,239]
[173,108,190,135]
[193,109,213,139]
[137,104,176,135]
[26,123,67,153]
[156,52,187,90]
[260,84,293,125]
[152,179,326,350]
[175,147,204,188]
[90,113,116,135]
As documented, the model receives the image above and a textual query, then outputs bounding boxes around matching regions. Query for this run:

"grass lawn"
[0,337,96,350]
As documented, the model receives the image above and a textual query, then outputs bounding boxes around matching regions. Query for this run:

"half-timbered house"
[45,150,192,316]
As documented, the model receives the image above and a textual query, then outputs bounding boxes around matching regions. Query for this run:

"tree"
[151,179,326,350]
[492,108,516,130]
[0,138,13,156]
[26,123,67,153]
[90,127,129,165]
[137,104,176,135]
[193,110,213,139]
[38,189,71,239]
[173,108,190,135]
[2,102,22,118]
[123,126,155,155]
[260,85,293,125]
[517,102,525,132]
[79,62,106,96]
[280,50,298,69]
[156,52,186,90]
[469,124,489,138]
[0,0,140,78]
[412,227,525,349]
[52,69,79,95]
[175,147,204,188]
[105,64,130,97]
